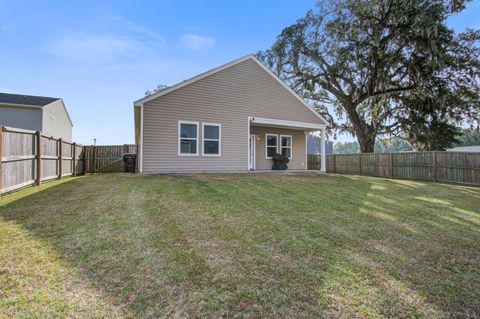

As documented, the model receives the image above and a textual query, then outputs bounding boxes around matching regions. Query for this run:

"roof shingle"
[0,92,60,107]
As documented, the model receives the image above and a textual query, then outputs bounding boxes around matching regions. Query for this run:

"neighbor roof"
[447,145,480,153]
[0,92,74,127]
[0,92,60,107]
[134,54,328,125]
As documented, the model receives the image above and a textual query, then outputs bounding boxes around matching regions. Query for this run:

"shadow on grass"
[1,173,479,318]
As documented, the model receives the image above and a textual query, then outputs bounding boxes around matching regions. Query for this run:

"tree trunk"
[356,132,376,153]
[344,100,376,153]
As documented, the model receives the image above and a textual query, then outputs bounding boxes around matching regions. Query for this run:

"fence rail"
[0,126,139,196]
[308,151,480,186]
[0,126,85,195]
[83,144,137,173]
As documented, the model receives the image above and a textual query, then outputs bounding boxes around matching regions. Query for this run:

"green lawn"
[0,174,479,318]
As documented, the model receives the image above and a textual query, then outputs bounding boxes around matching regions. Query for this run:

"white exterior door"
[249,135,256,170]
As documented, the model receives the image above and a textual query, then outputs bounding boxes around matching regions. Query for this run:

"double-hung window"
[203,123,221,156]
[179,121,199,155]
[280,135,292,159]
[266,134,278,159]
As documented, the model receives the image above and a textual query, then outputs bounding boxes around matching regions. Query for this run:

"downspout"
[140,105,144,173]
[305,131,308,170]
[247,117,251,171]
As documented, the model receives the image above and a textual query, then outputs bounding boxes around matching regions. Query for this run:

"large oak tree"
[258,0,479,152]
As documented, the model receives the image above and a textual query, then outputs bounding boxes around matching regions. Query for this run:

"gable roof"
[134,55,328,125]
[0,92,74,127]
[0,92,60,107]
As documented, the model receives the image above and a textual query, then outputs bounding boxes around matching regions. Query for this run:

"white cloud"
[46,34,142,61]
[44,17,166,62]
[179,33,215,51]
[109,16,166,44]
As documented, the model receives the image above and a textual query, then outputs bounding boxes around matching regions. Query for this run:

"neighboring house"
[447,145,480,152]
[0,92,73,141]
[134,55,328,173]
[308,135,333,155]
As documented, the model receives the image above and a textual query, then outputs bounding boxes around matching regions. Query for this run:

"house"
[0,92,73,141]
[134,55,328,173]
[447,145,480,152]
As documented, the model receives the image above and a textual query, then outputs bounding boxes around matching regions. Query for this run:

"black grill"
[272,153,289,170]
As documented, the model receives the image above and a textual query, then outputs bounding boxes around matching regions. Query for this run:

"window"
[203,123,221,156]
[265,134,278,159]
[179,121,198,155]
[280,135,292,159]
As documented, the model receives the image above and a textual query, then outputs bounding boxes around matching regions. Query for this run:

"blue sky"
[1,1,479,145]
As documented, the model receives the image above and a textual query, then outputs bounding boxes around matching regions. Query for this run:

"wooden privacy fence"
[0,126,84,195]
[83,144,137,173]
[308,152,480,186]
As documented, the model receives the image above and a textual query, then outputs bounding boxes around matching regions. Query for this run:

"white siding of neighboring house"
[42,100,73,141]
[0,105,43,131]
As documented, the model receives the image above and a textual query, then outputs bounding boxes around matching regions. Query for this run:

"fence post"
[389,153,394,179]
[333,154,336,174]
[36,131,42,185]
[432,151,437,182]
[358,154,362,175]
[136,144,139,173]
[58,138,63,179]
[84,146,88,173]
[83,146,86,174]
[90,146,97,174]
[72,143,77,176]
[0,126,3,197]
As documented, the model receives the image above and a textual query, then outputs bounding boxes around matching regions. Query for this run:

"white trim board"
[247,117,252,170]
[133,55,329,127]
[249,134,256,170]
[139,105,144,172]
[0,102,43,109]
[251,117,326,130]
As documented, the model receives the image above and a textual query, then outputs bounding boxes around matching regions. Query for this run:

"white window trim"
[265,133,278,159]
[202,122,221,157]
[280,135,293,160]
[178,120,199,156]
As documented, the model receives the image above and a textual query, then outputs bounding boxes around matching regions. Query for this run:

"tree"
[334,137,413,154]
[375,137,414,152]
[258,0,479,152]
[453,128,480,147]
[396,28,480,150]
[334,141,359,154]
[145,84,168,97]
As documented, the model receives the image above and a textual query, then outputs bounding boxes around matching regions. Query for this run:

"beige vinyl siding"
[250,126,307,170]
[142,58,323,172]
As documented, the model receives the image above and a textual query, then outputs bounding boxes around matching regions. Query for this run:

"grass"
[0,173,479,318]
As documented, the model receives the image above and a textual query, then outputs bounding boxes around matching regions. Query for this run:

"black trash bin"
[123,153,137,173]
[272,153,289,170]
